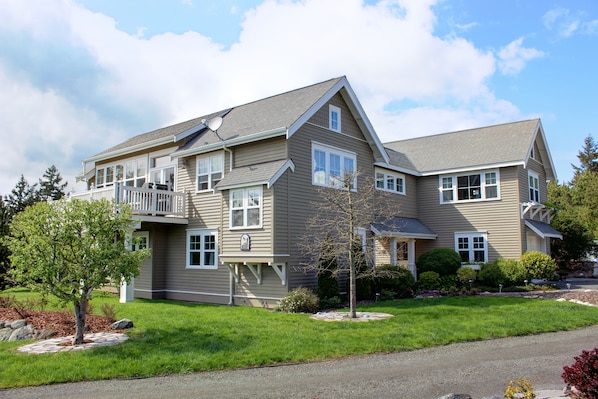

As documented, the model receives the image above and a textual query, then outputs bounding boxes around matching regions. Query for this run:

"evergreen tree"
[4,175,39,216]
[0,197,11,289]
[572,135,598,175]
[39,165,68,201]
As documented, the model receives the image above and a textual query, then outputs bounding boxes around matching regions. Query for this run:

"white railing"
[70,183,186,218]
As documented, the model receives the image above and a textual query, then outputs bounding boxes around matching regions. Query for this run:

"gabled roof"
[382,119,557,180]
[371,216,437,239]
[215,159,295,191]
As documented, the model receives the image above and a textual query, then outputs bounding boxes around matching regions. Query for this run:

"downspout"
[223,145,233,171]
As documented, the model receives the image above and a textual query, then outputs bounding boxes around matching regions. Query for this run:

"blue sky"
[1,0,597,195]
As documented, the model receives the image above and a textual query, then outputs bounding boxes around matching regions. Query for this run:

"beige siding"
[416,166,523,261]
[234,137,287,167]
[233,265,288,308]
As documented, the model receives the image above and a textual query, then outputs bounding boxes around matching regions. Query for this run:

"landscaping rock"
[0,328,13,341]
[435,394,472,399]
[9,324,35,341]
[111,319,134,330]
[10,319,27,329]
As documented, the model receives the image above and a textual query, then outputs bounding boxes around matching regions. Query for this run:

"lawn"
[1,289,598,388]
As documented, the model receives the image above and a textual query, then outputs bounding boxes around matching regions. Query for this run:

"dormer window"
[329,105,341,132]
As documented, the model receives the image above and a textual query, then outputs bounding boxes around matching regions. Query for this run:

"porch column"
[408,239,417,280]
[389,238,397,265]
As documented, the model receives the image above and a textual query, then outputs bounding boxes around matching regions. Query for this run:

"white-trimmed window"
[529,172,540,202]
[131,231,149,251]
[197,154,223,192]
[329,105,341,132]
[96,157,147,189]
[187,229,218,269]
[312,143,356,189]
[455,232,487,263]
[440,171,499,203]
[376,170,405,195]
[150,155,176,190]
[396,241,408,261]
[230,186,262,229]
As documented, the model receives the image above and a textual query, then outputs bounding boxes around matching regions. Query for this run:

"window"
[131,231,149,251]
[150,155,176,190]
[455,233,487,263]
[375,170,405,194]
[530,146,536,160]
[187,229,218,269]
[312,143,356,189]
[529,172,540,202]
[197,154,223,191]
[95,157,147,189]
[329,105,341,132]
[396,241,408,261]
[230,186,262,229]
[440,171,499,203]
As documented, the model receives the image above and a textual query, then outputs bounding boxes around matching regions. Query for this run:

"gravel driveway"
[4,324,598,399]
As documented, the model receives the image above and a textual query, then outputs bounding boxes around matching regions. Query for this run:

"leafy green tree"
[4,199,151,345]
[38,165,68,201]
[4,174,39,216]
[572,135,598,175]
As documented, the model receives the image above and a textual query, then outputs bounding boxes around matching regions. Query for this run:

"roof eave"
[420,161,526,176]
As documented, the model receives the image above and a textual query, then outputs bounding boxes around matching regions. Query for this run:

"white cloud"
[497,38,545,75]
[543,7,598,38]
[0,0,534,195]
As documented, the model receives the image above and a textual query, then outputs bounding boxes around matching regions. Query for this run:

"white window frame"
[375,169,406,195]
[196,153,224,192]
[230,186,263,229]
[454,232,488,264]
[312,142,357,190]
[95,156,147,189]
[131,231,149,251]
[329,105,341,132]
[439,170,500,204]
[529,172,540,202]
[186,228,218,269]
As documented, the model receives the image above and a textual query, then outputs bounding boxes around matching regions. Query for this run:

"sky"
[1,0,597,196]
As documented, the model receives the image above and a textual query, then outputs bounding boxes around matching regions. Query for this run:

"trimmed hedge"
[416,248,462,277]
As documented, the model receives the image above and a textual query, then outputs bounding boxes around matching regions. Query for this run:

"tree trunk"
[73,298,87,345]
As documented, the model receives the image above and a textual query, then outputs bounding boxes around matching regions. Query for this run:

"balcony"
[70,183,186,220]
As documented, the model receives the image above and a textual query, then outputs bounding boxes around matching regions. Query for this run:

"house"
[74,76,561,307]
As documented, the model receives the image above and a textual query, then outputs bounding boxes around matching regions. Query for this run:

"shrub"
[101,303,117,321]
[562,347,598,399]
[504,377,536,399]
[457,267,477,284]
[496,258,527,286]
[479,262,506,287]
[317,270,340,300]
[520,251,558,280]
[439,274,459,290]
[278,287,319,313]
[372,265,415,299]
[416,248,461,277]
[379,289,397,301]
[319,296,341,310]
[417,271,441,290]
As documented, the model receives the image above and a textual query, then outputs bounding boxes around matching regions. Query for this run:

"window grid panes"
[187,230,218,269]
[455,233,487,263]
[529,174,540,202]
[95,157,147,189]
[197,154,223,191]
[440,171,499,203]
[329,105,341,132]
[230,187,262,228]
[312,144,356,189]
[374,170,405,194]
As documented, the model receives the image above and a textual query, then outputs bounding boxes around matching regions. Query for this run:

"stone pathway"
[18,332,128,354]
[310,311,393,321]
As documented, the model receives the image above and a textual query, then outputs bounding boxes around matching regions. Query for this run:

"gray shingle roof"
[215,159,293,190]
[371,216,437,239]
[525,219,562,239]
[384,119,542,175]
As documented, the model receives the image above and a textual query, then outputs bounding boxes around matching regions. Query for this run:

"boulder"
[0,328,13,342]
[10,319,27,329]
[9,324,34,341]
[111,319,134,330]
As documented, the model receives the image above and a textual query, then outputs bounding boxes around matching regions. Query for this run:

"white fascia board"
[374,162,421,177]
[420,161,525,176]
[171,127,288,160]
[287,77,389,164]
[84,136,176,163]
[268,159,295,188]
[531,120,558,182]
[370,225,436,239]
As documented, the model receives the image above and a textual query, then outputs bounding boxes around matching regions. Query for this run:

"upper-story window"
[329,105,341,132]
[529,172,540,202]
[150,155,176,190]
[440,170,499,203]
[530,146,536,160]
[197,153,223,192]
[230,186,262,229]
[95,157,146,189]
[375,169,405,195]
[312,143,356,190]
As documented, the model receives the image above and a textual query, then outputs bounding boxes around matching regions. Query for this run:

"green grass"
[2,290,598,388]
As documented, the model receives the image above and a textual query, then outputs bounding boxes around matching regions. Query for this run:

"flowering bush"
[562,347,598,399]
[277,287,319,313]
[504,377,536,399]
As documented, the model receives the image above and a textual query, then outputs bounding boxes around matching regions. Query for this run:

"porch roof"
[525,219,563,239]
[371,216,437,239]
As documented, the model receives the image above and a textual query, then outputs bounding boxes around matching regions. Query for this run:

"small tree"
[299,170,400,318]
[4,199,151,345]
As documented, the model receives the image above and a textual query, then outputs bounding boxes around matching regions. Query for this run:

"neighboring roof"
[525,219,563,239]
[382,119,557,180]
[371,216,437,239]
[215,159,295,191]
